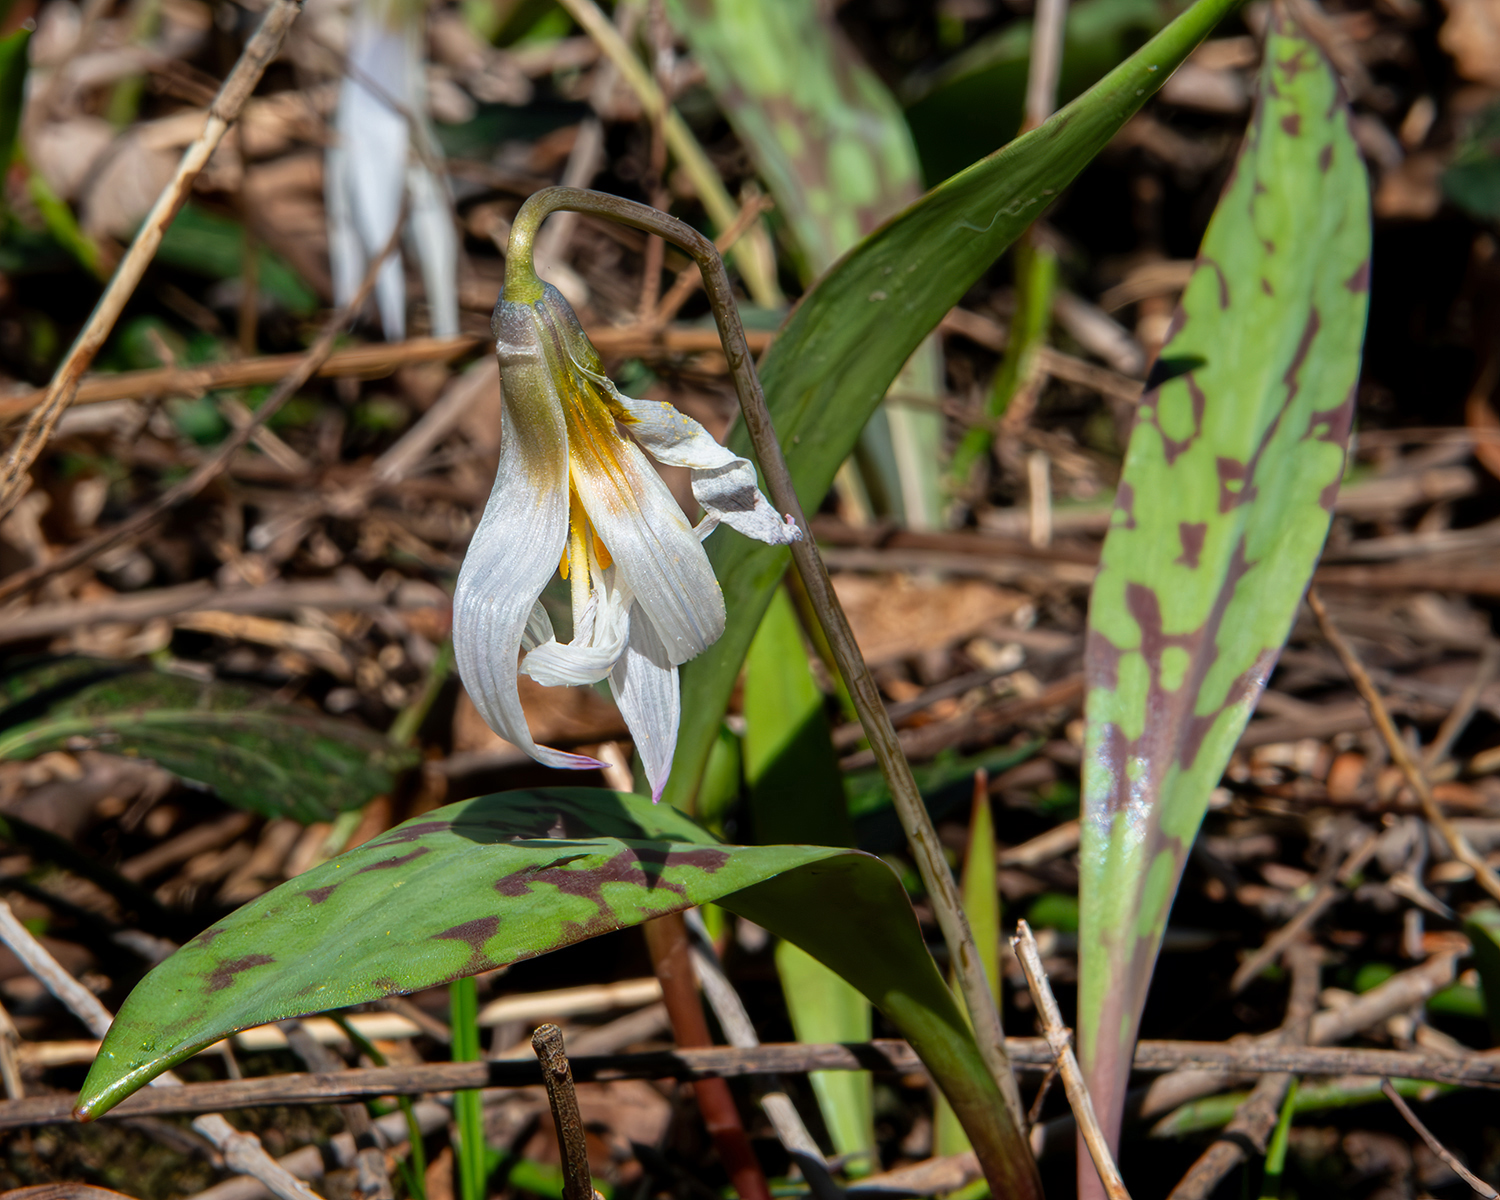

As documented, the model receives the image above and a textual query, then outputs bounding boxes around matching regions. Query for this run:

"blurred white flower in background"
[326,0,458,339]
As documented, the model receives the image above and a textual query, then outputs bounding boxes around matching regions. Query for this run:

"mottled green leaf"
[1076,13,1371,1165]
[77,787,1021,1190]
[664,0,1242,812]
[664,0,922,277]
[665,0,946,528]
[0,665,415,822]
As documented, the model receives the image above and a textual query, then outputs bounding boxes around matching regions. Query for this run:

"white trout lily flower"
[327,0,458,340]
[453,278,800,799]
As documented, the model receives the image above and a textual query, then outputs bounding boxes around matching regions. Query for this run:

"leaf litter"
[1,0,1499,1195]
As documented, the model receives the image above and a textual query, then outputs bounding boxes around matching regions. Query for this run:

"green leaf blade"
[78,786,1030,1190]
[664,0,1243,811]
[1076,12,1371,1162]
[0,667,415,822]
[77,787,837,1118]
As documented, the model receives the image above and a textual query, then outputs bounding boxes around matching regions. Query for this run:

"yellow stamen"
[566,487,592,615]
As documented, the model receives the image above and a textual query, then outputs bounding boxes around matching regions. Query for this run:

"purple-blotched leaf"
[75,787,1024,1189]
[1076,13,1371,1187]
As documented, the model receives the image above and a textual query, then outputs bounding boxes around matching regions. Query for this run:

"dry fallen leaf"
[832,573,1030,667]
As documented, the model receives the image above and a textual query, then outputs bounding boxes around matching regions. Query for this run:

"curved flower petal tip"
[609,608,679,801]
[455,277,799,800]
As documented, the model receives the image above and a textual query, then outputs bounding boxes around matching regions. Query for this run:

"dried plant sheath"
[1076,12,1371,1192]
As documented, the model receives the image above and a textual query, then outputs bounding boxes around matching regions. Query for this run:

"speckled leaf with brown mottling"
[75,788,1019,1175]
[1076,13,1371,1176]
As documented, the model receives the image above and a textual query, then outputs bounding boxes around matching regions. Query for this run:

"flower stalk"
[497,187,1039,1197]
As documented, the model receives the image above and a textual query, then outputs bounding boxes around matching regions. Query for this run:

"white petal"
[406,160,459,338]
[609,606,680,801]
[521,601,553,652]
[324,141,364,310]
[569,417,725,666]
[339,20,411,338]
[521,581,631,687]
[453,351,602,773]
[608,387,801,547]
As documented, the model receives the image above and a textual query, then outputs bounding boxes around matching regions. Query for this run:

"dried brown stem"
[1168,943,1321,1200]
[0,1038,1497,1128]
[532,1024,600,1200]
[0,327,772,424]
[0,0,306,520]
[1307,588,1500,904]
[1013,920,1132,1200]
[1380,1076,1498,1198]
[1229,828,1376,994]
[643,913,771,1200]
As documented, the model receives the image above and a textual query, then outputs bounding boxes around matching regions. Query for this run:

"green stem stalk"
[450,976,487,1200]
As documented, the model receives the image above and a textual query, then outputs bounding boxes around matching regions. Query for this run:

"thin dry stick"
[0,901,323,1200]
[1229,826,1376,994]
[1012,920,1131,1200]
[650,194,774,328]
[1168,942,1322,1200]
[0,221,403,606]
[681,912,847,1200]
[1380,1076,1498,1198]
[1307,588,1500,904]
[0,0,305,520]
[1023,0,1070,131]
[531,1025,601,1200]
[1422,642,1500,770]
[9,1037,1500,1128]
[504,189,1032,1150]
[0,325,772,423]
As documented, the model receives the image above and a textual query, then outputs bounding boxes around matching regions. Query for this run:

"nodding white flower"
[327,0,457,340]
[453,279,800,800]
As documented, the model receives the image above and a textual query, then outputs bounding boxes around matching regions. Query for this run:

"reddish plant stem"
[643,913,771,1200]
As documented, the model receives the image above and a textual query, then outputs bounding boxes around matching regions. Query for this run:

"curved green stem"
[505,187,1039,1199]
